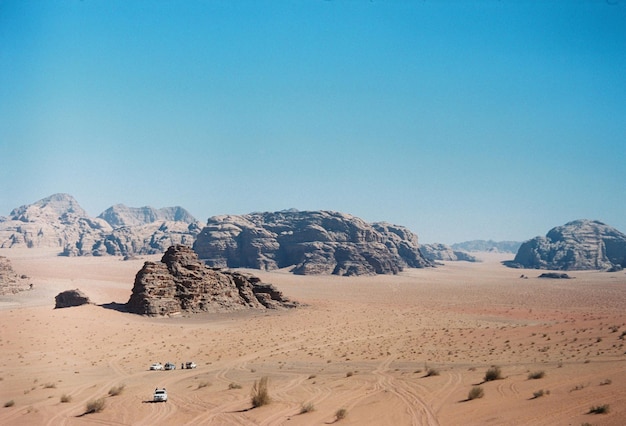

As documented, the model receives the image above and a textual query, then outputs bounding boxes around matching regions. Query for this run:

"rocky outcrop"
[505,220,626,271]
[0,194,202,257]
[193,210,432,276]
[451,240,521,254]
[54,289,91,308]
[0,256,31,295]
[420,243,478,263]
[126,245,298,316]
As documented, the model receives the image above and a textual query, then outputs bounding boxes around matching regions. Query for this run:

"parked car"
[185,361,197,369]
[164,362,176,370]
[153,388,167,402]
[150,363,163,371]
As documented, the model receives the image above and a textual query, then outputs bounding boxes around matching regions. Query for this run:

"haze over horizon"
[1,1,624,244]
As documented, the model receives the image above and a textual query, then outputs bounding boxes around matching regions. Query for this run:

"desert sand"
[0,249,624,425]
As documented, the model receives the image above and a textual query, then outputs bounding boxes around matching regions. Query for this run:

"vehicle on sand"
[150,363,163,370]
[153,388,167,402]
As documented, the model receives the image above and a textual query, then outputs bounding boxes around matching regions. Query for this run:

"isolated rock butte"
[54,289,91,308]
[505,220,626,271]
[192,210,432,276]
[126,245,298,316]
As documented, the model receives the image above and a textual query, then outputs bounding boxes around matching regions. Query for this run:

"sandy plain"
[0,249,624,426]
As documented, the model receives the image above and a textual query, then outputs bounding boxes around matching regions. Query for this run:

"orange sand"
[0,249,624,425]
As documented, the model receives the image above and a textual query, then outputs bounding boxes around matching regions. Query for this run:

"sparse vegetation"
[85,397,105,414]
[468,386,484,400]
[197,381,211,389]
[4,400,15,408]
[60,394,72,403]
[251,376,270,408]
[335,408,347,420]
[588,404,610,414]
[600,378,612,386]
[484,365,502,382]
[346,371,354,377]
[228,382,242,390]
[528,370,545,380]
[108,384,125,396]
[425,367,440,377]
[532,389,546,398]
[43,382,56,389]
[300,402,315,413]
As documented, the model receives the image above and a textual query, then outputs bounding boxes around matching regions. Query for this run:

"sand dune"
[0,249,624,425]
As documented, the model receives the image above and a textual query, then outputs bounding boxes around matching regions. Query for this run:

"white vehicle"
[153,388,167,402]
[185,362,197,369]
[164,362,176,370]
[150,363,163,371]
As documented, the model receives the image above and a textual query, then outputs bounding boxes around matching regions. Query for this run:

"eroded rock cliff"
[126,245,298,316]
[505,220,626,270]
[193,210,432,276]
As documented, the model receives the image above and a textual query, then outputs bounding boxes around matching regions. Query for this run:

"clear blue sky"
[1,0,624,244]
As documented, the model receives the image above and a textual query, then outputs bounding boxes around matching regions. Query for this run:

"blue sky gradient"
[1,0,625,243]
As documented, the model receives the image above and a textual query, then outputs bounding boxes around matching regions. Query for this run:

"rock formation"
[0,256,31,295]
[54,289,91,308]
[451,240,521,254]
[505,220,626,271]
[193,210,432,276]
[126,245,298,316]
[0,194,202,257]
[420,243,478,263]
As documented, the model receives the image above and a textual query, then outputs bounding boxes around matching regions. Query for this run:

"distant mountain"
[420,243,478,263]
[98,204,197,228]
[0,194,202,256]
[193,210,433,276]
[504,220,626,271]
[451,240,521,253]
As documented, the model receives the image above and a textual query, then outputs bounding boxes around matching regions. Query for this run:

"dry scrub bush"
[588,404,610,414]
[335,408,347,420]
[532,389,545,398]
[85,397,105,414]
[425,367,440,377]
[4,400,15,408]
[228,382,242,390]
[60,394,72,403]
[251,376,270,408]
[468,386,484,400]
[108,384,125,396]
[528,371,545,380]
[484,366,502,382]
[300,402,315,413]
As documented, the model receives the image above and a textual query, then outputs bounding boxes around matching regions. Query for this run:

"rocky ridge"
[193,210,432,276]
[0,194,202,257]
[505,220,626,271]
[420,243,478,263]
[126,245,297,316]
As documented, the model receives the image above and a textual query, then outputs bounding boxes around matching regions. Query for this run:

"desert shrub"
[346,371,353,377]
[600,378,612,385]
[228,382,242,390]
[467,386,484,400]
[528,371,545,380]
[85,398,105,414]
[251,376,270,408]
[588,404,610,414]
[532,389,545,398]
[4,400,15,408]
[43,382,56,389]
[300,402,315,413]
[197,381,211,389]
[425,367,440,377]
[108,384,125,396]
[60,394,72,403]
[484,366,502,382]
[335,408,347,420]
